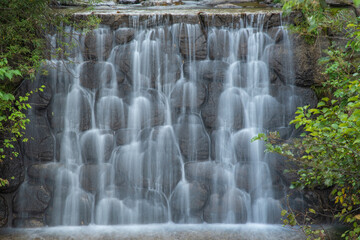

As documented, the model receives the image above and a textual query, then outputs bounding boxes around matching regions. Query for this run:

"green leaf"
[317,101,326,107]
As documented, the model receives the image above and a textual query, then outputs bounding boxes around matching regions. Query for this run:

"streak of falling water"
[24,14,301,226]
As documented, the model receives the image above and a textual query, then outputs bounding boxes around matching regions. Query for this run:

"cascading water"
[21,14,303,226]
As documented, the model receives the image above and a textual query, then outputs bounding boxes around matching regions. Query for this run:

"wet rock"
[83,28,113,61]
[272,184,286,200]
[211,129,233,160]
[217,88,245,130]
[0,196,8,227]
[170,79,206,109]
[235,162,273,198]
[269,35,323,87]
[23,114,54,162]
[221,188,248,223]
[203,188,249,223]
[143,128,183,196]
[47,93,67,132]
[115,129,134,145]
[235,163,250,191]
[201,81,224,129]
[179,25,207,60]
[267,27,285,44]
[96,95,128,130]
[232,129,263,162]
[183,60,229,82]
[185,161,232,191]
[55,131,80,162]
[80,164,113,192]
[48,88,92,132]
[115,28,135,45]
[269,85,318,128]
[27,162,63,183]
[38,62,73,94]
[13,183,51,214]
[263,13,282,29]
[62,190,93,225]
[126,90,165,129]
[13,218,45,228]
[175,118,210,161]
[267,152,299,186]
[208,28,230,59]
[147,89,166,127]
[26,70,53,110]
[110,44,132,84]
[79,61,118,90]
[80,130,114,163]
[203,194,222,223]
[170,181,209,215]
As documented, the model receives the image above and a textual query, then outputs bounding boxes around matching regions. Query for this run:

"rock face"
[0,145,24,194]
[2,12,323,227]
[0,196,7,227]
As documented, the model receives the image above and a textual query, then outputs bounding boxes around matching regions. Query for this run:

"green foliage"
[254,1,360,239]
[282,0,357,43]
[280,208,326,240]
[0,0,99,187]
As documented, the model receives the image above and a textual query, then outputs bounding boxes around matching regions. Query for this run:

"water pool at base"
[0,224,308,240]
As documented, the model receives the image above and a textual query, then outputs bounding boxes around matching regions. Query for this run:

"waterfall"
[20,14,303,226]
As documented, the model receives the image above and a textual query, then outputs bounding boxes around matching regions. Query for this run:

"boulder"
[216,88,245,130]
[27,70,53,110]
[47,93,67,132]
[48,87,92,132]
[201,81,224,129]
[185,161,232,192]
[27,162,63,183]
[234,163,250,191]
[114,28,135,45]
[211,129,234,161]
[170,181,209,222]
[80,164,113,192]
[96,95,128,130]
[143,127,183,196]
[208,29,230,60]
[232,129,263,162]
[62,190,93,225]
[221,188,249,223]
[126,90,165,129]
[83,28,113,61]
[80,130,114,163]
[183,60,229,82]
[23,114,54,162]
[175,116,210,161]
[115,129,134,146]
[39,62,73,94]
[170,79,206,109]
[55,131,80,162]
[203,188,249,223]
[269,35,324,87]
[179,25,207,60]
[203,194,222,223]
[79,61,118,90]
[13,183,51,214]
